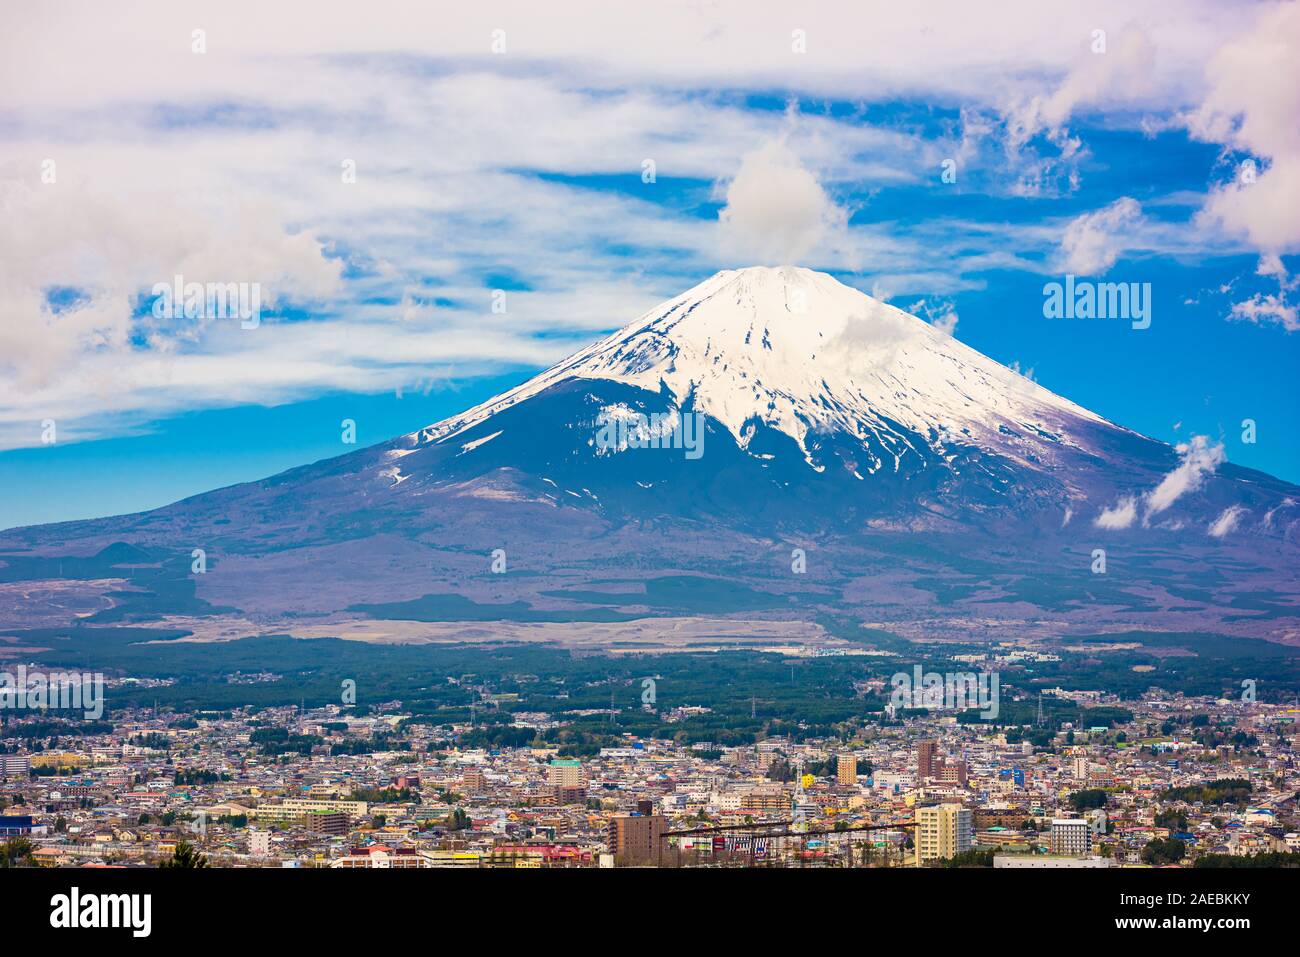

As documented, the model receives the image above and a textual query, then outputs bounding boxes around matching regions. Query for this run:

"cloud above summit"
[718,140,848,266]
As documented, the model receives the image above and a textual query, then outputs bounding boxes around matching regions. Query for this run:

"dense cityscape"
[3,673,1296,869]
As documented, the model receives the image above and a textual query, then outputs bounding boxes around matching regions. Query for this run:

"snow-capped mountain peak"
[415,266,1108,474]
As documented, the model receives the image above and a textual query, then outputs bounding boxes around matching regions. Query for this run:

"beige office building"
[837,753,858,786]
[547,759,584,788]
[915,803,972,864]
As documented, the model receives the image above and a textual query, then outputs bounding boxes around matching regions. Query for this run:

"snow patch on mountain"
[460,430,503,454]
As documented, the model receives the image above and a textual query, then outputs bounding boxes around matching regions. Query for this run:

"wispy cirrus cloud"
[1056,197,1146,275]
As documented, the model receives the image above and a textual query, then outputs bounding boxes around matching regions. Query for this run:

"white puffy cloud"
[1226,254,1300,331]
[1001,25,1158,196]
[1095,496,1138,529]
[824,309,924,376]
[1145,435,1226,518]
[718,140,848,266]
[1057,197,1145,275]
[1188,3,1300,255]
[1229,294,1299,332]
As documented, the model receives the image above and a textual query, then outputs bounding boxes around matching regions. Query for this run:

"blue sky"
[2,1,1297,529]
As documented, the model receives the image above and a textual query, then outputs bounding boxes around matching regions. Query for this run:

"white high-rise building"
[1049,818,1092,856]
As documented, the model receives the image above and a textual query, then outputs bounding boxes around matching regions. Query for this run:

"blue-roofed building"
[0,815,34,836]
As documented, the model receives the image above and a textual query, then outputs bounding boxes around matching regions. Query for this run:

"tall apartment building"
[607,814,665,865]
[248,829,272,856]
[836,753,858,786]
[547,759,584,788]
[1049,818,1092,856]
[917,741,937,780]
[917,741,967,787]
[915,743,967,790]
[461,767,487,792]
[915,803,973,864]
[757,742,784,770]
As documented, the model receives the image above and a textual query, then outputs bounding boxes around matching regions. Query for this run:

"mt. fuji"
[3,267,1298,649]
[388,266,1289,536]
